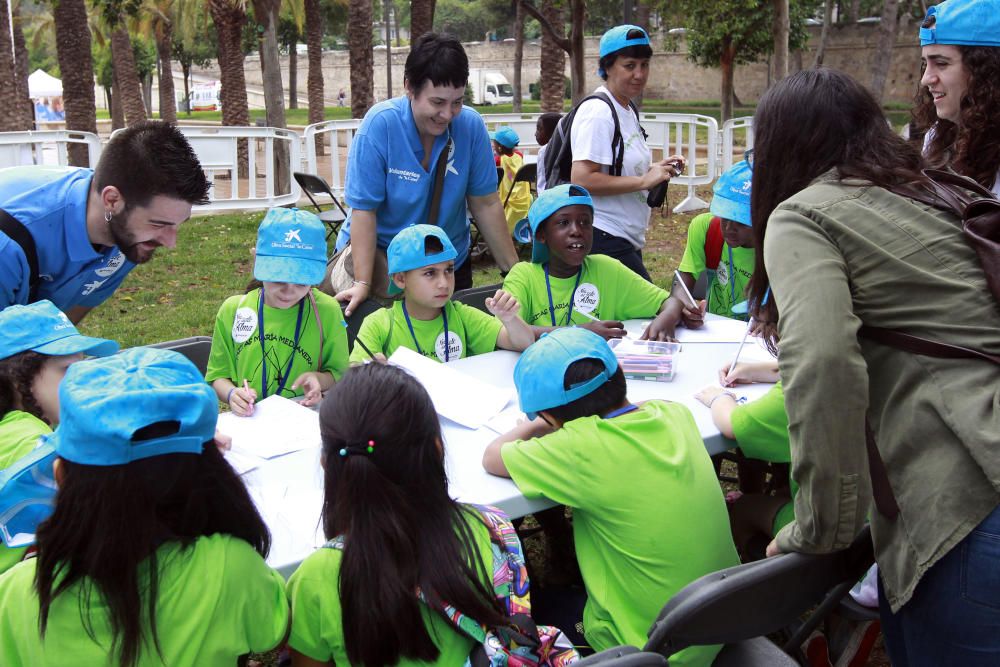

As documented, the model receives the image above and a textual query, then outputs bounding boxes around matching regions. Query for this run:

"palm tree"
[0,0,24,131]
[304,0,325,152]
[521,0,586,104]
[110,25,149,125]
[409,0,434,42]
[538,0,565,113]
[52,0,98,165]
[12,1,33,128]
[207,0,251,130]
[141,0,178,123]
[251,0,289,192]
[348,0,373,118]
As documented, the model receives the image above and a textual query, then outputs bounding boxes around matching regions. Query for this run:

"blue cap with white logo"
[709,160,753,227]
[254,207,327,286]
[514,327,619,419]
[598,25,651,78]
[920,0,1000,47]
[0,347,217,547]
[386,224,458,296]
[527,184,594,264]
[490,127,521,149]
[0,300,118,361]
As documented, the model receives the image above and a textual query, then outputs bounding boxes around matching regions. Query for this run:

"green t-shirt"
[206,288,349,398]
[502,255,668,327]
[0,410,50,574]
[677,212,755,319]
[501,401,739,664]
[286,507,496,665]
[0,533,288,666]
[349,300,503,364]
[730,382,796,534]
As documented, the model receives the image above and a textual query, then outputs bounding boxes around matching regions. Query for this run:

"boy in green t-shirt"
[658,160,755,339]
[502,184,677,341]
[350,225,534,363]
[483,327,739,664]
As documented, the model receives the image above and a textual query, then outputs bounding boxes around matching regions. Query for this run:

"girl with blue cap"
[491,126,533,231]
[206,208,350,416]
[914,0,1000,196]
[0,348,288,665]
[0,300,118,574]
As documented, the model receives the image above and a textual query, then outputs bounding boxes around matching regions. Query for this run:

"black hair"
[404,32,469,94]
[0,351,51,423]
[34,437,270,667]
[598,29,653,81]
[424,235,444,254]
[545,358,627,423]
[537,112,562,143]
[93,120,210,210]
[746,68,925,351]
[319,364,508,667]
[494,140,515,157]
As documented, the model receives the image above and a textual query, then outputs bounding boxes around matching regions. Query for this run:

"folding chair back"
[343,298,385,354]
[145,336,213,376]
[452,283,502,314]
[293,172,348,239]
[503,162,538,209]
[644,525,874,665]
[575,646,668,666]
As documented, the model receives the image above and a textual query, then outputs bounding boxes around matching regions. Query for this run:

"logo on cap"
[284,229,302,243]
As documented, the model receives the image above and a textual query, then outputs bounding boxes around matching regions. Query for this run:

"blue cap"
[598,25,651,78]
[514,327,618,419]
[490,127,520,149]
[0,301,118,361]
[920,0,1000,47]
[254,207,327,286]
[710,160,752,227]
[527,184,594,263]
[386,224,458,296]
[0,445,57,548]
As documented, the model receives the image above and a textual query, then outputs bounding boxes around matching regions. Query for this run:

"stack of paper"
[217,395,321,460]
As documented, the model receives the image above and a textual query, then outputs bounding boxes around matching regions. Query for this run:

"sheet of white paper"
[388,347,514,429]
[672,317,750,344]
[484,408,527,435]
[217,395,321,459]
[223,448,264,475]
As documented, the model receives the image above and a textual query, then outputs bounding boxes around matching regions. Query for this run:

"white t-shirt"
[570,85,652,249]
[536,144,549,192]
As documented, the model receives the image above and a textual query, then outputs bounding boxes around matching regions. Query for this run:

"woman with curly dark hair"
[913,0,1000,195]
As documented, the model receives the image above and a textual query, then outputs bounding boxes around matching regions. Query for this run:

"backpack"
[543,92,643,189]
[0,210,40,303]
[704,217,725,271]
[322,505,580,666]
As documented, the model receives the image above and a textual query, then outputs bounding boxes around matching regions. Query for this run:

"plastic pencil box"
[607,339,679,382]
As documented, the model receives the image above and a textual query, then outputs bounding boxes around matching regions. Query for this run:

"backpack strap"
[704,216,725,271]
[0,209,40,303]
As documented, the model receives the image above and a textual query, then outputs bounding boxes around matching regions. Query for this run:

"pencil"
[673,270,698,310]
[724,319,754,385]
[343,320,377,360]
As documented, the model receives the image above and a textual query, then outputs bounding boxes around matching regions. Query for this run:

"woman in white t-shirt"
[570,25,684,280]
[914,0,1000,196]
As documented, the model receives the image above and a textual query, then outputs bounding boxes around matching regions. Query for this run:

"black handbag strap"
[0,209,39,302]
[426,138,451,227]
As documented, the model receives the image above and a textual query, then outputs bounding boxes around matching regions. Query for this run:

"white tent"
[28,69,63,98]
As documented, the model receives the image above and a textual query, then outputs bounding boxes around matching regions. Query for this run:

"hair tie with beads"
[339,439,376,457]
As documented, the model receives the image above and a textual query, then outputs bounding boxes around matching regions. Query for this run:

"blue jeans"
[589,229,651,282]
[878,503,1000,666]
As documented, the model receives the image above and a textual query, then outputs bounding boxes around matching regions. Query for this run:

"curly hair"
[0,351,48,423]
[913,45,1000,190]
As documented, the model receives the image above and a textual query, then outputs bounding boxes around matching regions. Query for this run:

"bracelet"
[226,387,237,404]
[707,391,738,408]
[353,279,370,287]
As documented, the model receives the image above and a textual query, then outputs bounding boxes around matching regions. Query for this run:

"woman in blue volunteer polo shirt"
[334,33,519,316]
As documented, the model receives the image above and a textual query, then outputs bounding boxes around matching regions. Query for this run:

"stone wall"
[190,21,925,108]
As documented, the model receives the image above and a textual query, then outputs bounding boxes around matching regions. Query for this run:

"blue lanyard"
[727,245,736,305]
[402,302,451,362]
[257,288,305,398]
[544,264,584,326]
[603,404,639,419]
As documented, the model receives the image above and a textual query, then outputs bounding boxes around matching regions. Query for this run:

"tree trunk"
[849,0,861,22]
[538,0,565,113]
[870,0,899,104]
[410,0,436,42]
[772,0,789,82]
[252,0,290,194]
[512,0,524,112]
[305,0,325,155]
[12,1,33,128]
[568,0,585,103]
[348,0,374,117]
[631,0,651,109]
[110,74,125,130]
[383,0,393,99]
[156,27,177,123]
[53,0,97,165]
[0,0,24,132]
[181,61,192,116]
[111,26,148,125]
[393,0,401,46]
[720,37,735,122]
[209,0,251,177]
[813,0,834,67]
[289,41,298,109]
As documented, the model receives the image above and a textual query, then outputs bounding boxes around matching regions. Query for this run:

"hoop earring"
[104,211,113,223]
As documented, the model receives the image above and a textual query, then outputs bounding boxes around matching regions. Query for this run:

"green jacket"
[764,173,1000,612]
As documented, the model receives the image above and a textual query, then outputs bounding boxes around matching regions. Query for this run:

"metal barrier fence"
[0,130,102,170]
[721,116,754,174]
[300,119,362,199]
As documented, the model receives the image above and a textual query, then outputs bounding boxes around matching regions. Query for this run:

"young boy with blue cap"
[491,126,533,231]
[482,327,738,663]
[0,347,288,665]
[0,300,118,574]
[350,224,533,363]
[501,183,679,340]
[206,208,349,416]
[657,159,755,338]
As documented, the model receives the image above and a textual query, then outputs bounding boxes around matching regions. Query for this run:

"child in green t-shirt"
[501,184,677,341]
[0,348,288,667]
[659,159,756,340]
[483,327,739,664]
[350,224,534,364]
[206,208,350,416]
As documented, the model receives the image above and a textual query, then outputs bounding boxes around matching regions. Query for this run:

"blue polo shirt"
[0,166,135,312]
[337,96,497,266]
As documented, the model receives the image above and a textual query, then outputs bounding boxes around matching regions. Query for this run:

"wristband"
[353,279,370,287]
[226,387,237,404]
[707,391,738,408]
